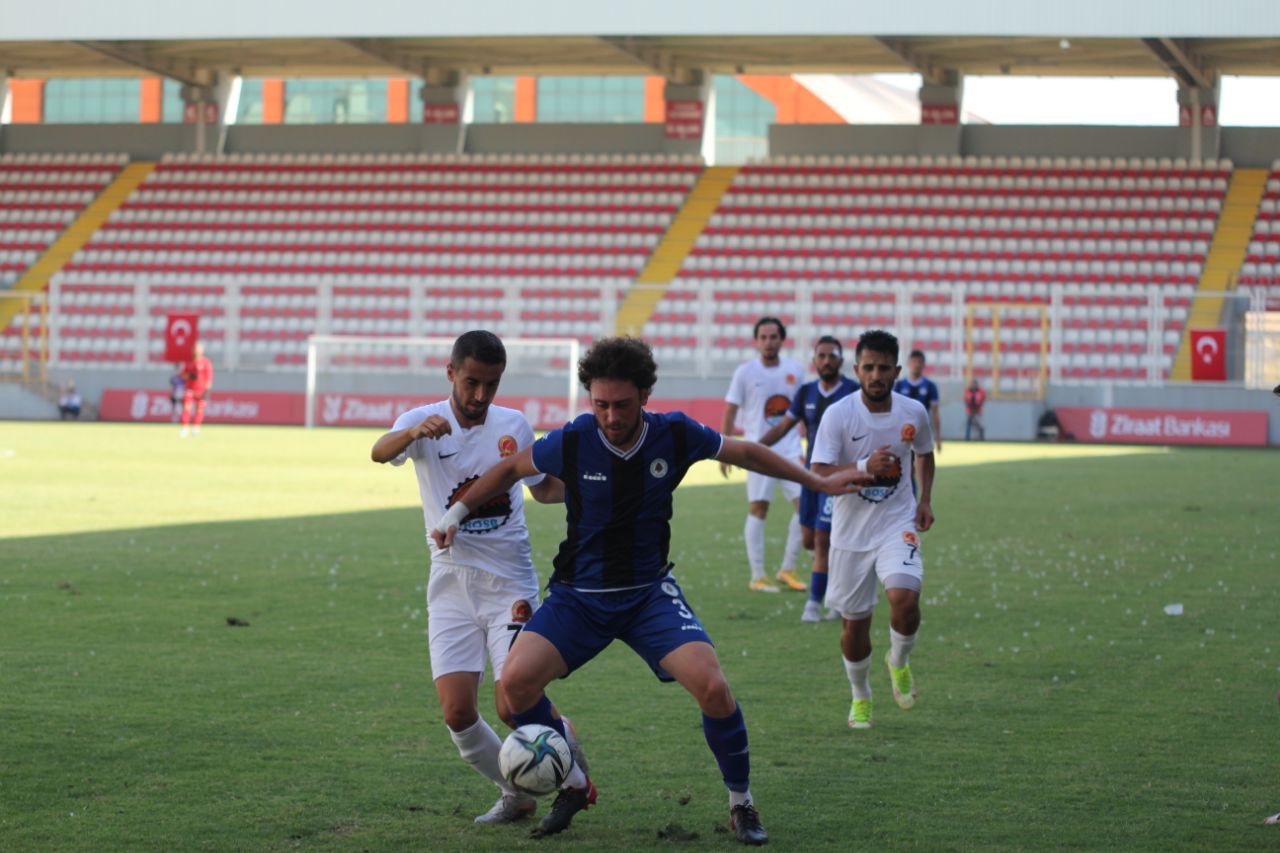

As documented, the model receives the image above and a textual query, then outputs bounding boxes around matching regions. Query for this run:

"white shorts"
[826,531,924,619]
[426,561,540,682]
[746,469,802,504]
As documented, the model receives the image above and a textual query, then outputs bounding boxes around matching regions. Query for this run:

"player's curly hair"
[578,336,658,392]
[856,329,900,362]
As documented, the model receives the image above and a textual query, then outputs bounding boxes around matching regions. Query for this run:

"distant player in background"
[179,343,213,437]
[811,330,935,731]
[169,365,185,423]
[757,335,859,622]
[370,330,581,826]
[894,350,942,454]
[964,379,987,441]
[432,337,870,844]
[721,317,808,593]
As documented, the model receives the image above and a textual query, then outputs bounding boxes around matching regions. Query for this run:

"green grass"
[1,422,1278,851]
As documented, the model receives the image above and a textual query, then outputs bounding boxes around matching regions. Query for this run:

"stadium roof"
[0,0,1277,84]
[2,36,1278,85]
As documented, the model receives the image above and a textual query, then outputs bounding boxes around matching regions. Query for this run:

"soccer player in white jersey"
[721,317,809,593]
[370,330,576,825]
[810,329,936,730]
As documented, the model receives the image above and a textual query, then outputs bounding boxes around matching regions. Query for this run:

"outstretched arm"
[717,438,870,495]
[528,474,565,504]
[930,402,942,453]
[431,447,541,548]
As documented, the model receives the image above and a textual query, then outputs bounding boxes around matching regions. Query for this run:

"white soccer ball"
[498,724,573,796]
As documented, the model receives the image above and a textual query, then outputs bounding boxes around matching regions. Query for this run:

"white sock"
[448,718,515,794]
[563,762,588,790]
[844,655,872,700]
[729,788,753,808]
[744,515,766,579]
[780,512,802,571]
[889,628,917,668]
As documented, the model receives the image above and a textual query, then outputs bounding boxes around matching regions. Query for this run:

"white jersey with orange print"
[809,391,934,552]
[390,401,545,583]
[725,356,805,459]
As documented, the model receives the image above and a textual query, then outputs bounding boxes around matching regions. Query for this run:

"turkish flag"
[1190,328,1226,381]
[164,313,199,362]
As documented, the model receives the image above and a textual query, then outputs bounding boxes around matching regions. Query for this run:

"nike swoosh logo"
[851,434,869,442]
[438,451,458,459]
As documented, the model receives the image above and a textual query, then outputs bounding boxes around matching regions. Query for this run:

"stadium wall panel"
[0,124,195,158]
[465,122,668,154]
[224,125,461,154]
[1219,128,1280,169]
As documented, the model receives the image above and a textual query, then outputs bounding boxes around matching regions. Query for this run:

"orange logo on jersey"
[497,435,518,458]
[901,423,917,442]
[764,394,791,418]
[511,599,533,624]
[785,373,796,384]
[902,531,920,548]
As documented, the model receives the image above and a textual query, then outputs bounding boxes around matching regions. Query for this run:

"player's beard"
[601,414,641,448]
[862,383,892,404]
[817,364,839,383]
[452,391,489,425]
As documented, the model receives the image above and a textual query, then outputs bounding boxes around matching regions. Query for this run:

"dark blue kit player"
[433,336,866,845]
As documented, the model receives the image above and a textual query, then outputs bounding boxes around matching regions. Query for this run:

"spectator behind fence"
[58,381,82,420]
[964,380,986,441]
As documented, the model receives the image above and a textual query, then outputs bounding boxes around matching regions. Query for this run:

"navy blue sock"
[809,570,829,604]
[702,704,750,793]
[511,694,566,739]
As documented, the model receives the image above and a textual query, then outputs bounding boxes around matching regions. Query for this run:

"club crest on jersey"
[497,435,518,458]
[764,394,790,422]
[785,373,796,384]
[901,423,917,442]
[511,599,533,623]
[649,458,669,479]
[446,476,513,533]
[661,581,679,598]
[902,531,920,548]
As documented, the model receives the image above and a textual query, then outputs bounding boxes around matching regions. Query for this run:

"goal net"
[304,335,582,429]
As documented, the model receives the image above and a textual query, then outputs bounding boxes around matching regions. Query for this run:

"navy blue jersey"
[531,410,724,591]
[787,376,859,465]
[894,376,940,411]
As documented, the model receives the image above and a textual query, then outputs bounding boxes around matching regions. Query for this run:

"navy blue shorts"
[799,486,833,532]
[524,576,713,682]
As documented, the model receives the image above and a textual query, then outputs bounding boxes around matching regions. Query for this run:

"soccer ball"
[498,724,573,795]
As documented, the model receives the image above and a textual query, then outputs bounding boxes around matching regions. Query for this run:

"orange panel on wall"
[737,75,844,124]
[140,78,163,123]
[387,79,410,123]
[643,76,665,123]
[262,79,284,124]
[514,77,537,123]
[9,79,45,124]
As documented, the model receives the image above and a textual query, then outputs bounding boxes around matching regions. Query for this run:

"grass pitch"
[1,422,1278,851]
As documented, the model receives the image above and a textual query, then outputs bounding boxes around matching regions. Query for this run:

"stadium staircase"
[1171,167,1268,380]
[0,162,155,332]
[614,165,739,335]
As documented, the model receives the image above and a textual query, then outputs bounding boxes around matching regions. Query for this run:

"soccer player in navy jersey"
[432,337,869,845]
[757,336,859,623]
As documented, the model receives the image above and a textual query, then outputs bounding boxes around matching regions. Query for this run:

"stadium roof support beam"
[874,37,952,85]
[1141,38,1215,89]
[337,38,429,79]
[72,41,206,88]
[597,37,698,83]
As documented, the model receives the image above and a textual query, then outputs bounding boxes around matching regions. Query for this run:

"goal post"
[304,335,582,429]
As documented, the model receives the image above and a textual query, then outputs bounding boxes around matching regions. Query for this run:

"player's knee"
[691,670,735,716]
[801,528,816,551]
[442,704,480,732]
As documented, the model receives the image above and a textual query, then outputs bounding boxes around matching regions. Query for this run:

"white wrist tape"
[856,458,869,474]
[435,501,470,534]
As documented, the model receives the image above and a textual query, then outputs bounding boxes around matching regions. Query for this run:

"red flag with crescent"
[165,314,199,362]
[1189,328,1225,382]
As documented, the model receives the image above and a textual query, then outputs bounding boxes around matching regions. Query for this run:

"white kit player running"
[810,330,936,730]
[370,330,582,826]
[721,316,809,593]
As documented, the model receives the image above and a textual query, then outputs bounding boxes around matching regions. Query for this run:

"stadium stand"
[43,152,700,368]
[1240,159,1280,310]
[645,153,1229,384]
